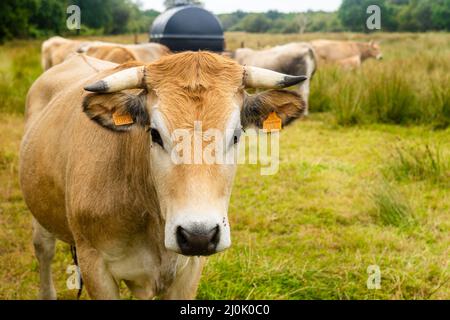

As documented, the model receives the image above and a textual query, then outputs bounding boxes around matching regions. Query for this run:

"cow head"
[83,52,306,256]
[368,40,383,60]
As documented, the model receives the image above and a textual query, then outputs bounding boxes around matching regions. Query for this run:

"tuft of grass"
[329,74,366,126]
[309,65,340,113]
[365,70,420,125]
[429,76,450,130]
[384,144,450,186]
[370,181,416,228]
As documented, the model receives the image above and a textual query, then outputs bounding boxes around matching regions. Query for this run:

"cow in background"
[41,36,90,70]
[41,36,170,70]
[233,42,316,115]
[81,42,171,64]
[311,40,383,68]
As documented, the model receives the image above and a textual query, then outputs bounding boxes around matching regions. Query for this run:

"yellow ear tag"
[263,112,282,132]
[112,111,134,126]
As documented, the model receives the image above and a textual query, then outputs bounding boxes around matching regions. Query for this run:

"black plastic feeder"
[150,5,225,52]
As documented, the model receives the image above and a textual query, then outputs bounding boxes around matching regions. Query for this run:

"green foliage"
[1,1,449,42]
[339,0,450,32]
[29,0,66,36]
[339,0,398,32]
[164,0,203,10]
[231,13,272,33]
[431,0,450,30]
[220,11,343,34]
[0,0,39,42]
[0,0,161,42]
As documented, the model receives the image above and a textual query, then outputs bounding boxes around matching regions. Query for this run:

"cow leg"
[32,218,57,300]
[297,81,310,116]
[162,256,205,300]
[76,244,120,300]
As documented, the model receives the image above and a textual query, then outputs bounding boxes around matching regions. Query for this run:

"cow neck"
[121,128,161,220]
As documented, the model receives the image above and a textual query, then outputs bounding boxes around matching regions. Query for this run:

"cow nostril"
[176,225,220,256]
[177,226,189,246]
[210,226,220,245]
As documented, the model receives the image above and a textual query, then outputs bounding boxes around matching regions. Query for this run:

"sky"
[139,0,342,14]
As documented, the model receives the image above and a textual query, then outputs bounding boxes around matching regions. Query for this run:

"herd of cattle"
[41,36,383,114]
[19,36,382,300]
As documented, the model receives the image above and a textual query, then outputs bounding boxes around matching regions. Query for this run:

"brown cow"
[20,52,307,299]
[41,36,170,70]
[310,40,383,66]
[84,45,138,64]
[336,55,362,69]
[82,43,171,64]
[41,36,90,70]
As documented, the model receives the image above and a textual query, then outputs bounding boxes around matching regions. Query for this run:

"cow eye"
[150,128,164,148]
[233,128,242,145]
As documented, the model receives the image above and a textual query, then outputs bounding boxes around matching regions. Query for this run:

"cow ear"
[82,90,149,132]
[241,90,305,129]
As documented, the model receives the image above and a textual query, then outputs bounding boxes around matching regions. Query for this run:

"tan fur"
[146,51,244,131]
[84,43,171,64]
[41,36,90,70]
[336,55,362,69]
[86,46,138,64]
[310,40,382,66]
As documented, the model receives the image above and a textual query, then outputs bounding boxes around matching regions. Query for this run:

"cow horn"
[243,66,307,89]
[84,66,146,93]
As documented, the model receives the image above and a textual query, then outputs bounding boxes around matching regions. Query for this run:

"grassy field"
[0,32,449,299]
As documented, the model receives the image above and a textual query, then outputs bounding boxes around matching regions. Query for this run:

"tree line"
[0,0,159,43]
[1,0,449,43]
[220,0,450,33]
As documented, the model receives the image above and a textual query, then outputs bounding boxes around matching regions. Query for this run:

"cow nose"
[176,225,220,256]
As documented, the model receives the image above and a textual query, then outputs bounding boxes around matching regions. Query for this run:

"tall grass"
[384,144,450,186]
[309,34,450,128]
[0,41,41,114]
[365,70,420,124]
[429,76,450,129]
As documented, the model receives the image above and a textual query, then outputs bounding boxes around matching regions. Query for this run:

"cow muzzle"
[165,213,231,256]
[176,225,220,256]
